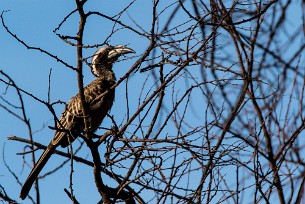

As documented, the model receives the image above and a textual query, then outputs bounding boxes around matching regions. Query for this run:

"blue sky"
[1,0,305,203]
[0,1,154,203]
[1,1,200,203]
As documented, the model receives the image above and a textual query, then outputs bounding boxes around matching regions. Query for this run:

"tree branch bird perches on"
[20,45,135,200]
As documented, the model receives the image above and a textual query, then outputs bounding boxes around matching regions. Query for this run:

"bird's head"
[91,45,135,77]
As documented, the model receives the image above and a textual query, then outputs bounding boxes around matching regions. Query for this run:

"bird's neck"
[92,63,116,81]
[95,68,116,82]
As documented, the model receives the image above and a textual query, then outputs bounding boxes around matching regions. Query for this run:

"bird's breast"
[85,78,115,131]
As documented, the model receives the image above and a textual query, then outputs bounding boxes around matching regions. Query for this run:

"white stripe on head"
[91,46,111,77]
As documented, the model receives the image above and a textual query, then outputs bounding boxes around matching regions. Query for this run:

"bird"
[20,45,135,200]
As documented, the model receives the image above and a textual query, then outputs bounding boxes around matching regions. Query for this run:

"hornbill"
[20,45,135,199]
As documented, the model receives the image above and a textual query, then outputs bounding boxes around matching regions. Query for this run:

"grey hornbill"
[20,45,135,199]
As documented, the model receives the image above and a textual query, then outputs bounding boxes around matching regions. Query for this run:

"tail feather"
[20,144,56,199]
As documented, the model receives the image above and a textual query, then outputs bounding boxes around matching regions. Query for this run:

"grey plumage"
[20,45,134,200]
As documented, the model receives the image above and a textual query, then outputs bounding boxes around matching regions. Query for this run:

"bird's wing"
[51,95,84,147]
[52,78,115,147]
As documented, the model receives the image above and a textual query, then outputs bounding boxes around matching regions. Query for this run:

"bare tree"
[1,0,305,203]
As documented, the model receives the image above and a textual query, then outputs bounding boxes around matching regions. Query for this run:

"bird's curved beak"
[108,45,135,60]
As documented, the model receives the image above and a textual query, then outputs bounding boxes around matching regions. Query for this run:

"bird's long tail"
[20,144,56,199]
